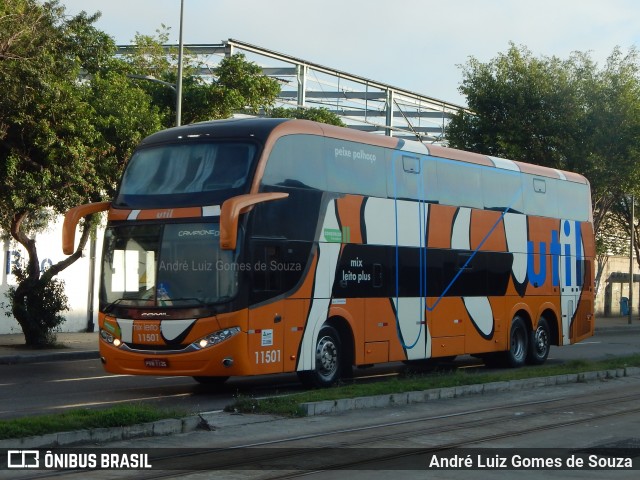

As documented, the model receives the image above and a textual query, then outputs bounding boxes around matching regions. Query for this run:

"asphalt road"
[1,330,639,421]
[6,364,640,479]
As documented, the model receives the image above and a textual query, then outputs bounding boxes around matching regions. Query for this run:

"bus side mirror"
[220,193,289,250]
[62,201,111,255]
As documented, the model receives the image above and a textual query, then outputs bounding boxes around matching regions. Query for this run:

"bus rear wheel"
[505,315,529,368]
[298,325,342,388]
[526,317,550,365]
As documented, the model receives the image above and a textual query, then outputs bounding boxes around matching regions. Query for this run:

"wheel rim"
[533,326,549,357]
[511,325,526,361]
[315,335,338,380]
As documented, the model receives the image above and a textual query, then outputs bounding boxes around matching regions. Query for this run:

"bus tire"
[192,376,229,385]
[505,315,529,368]
[298,325,342,388]
[526,317,550,365]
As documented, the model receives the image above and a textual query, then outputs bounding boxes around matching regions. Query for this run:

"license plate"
[144,358,169,368]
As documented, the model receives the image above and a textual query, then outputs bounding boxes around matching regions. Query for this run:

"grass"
[224,354,640,417]
[2,354,640,440]
[0,404,186,441]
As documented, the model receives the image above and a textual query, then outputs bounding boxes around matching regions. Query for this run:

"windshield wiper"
[157,297,205,306]
[103,298,126,314]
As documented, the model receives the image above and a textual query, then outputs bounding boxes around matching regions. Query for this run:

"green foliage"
[0,404,185,440]
[227,354,640,417]
[447,43,640,250]
[0,1,163,345]
[0,1,162,219]
[268,107,346,126]
[5,253,68,346]
[0,3,282,345]
[121,30,281,126]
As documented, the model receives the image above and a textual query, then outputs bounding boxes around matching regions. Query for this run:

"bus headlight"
[192,327,241,350]
[100,328,122,347]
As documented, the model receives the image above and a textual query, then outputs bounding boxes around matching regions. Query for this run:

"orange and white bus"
[63,118,595,387]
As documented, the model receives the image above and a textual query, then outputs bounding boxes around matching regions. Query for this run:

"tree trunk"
[10,210,93,346]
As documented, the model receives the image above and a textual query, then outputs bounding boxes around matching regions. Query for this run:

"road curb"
[0,416,202,450]
[299,366,640,416]
[2,367,640,449]
[0,351,99,365]
[594,325,640,335]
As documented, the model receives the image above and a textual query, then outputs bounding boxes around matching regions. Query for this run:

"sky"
[59,0,640,106]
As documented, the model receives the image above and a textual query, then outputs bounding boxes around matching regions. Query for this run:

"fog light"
[113,338,122,347]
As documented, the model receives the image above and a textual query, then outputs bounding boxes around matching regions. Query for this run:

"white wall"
[595,255,640,317]
[0,217,102,334]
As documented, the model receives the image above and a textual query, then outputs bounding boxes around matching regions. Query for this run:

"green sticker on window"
[324,227,350,243]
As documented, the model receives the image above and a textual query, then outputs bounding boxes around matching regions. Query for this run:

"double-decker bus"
[63,118,595,387]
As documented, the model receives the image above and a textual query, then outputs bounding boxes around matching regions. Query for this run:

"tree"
[268,106,346,126]
[1,6,286,345]
[608,195,640,275]
[446,43,640,240]
[0,0,163,345]
[122,30,282,127]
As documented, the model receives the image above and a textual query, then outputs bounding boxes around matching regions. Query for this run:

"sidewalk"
[1,316,639,365]
[0,331,99,365]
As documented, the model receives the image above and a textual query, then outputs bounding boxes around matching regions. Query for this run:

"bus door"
[559,220,583,345]
[248,241,286,373]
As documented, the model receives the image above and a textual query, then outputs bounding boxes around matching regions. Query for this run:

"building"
[595,255,640,317]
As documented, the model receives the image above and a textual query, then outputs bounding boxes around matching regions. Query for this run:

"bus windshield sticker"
[324,228,342,243]
[323,227,350,243]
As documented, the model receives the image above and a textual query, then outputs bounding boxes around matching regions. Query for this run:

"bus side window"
[262,135,326,190]
[436,158,483,209]
[325,139,386,197]
[557,180,590,222]
[482,167,523,213]
[252,244,282,292]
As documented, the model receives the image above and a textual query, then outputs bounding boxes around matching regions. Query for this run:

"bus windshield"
[115,142,257,208]
[100,223,237,309]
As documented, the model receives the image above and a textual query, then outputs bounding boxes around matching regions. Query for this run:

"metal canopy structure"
[118,38,469,143]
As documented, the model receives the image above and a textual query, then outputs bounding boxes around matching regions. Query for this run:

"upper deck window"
[115,142,258,208]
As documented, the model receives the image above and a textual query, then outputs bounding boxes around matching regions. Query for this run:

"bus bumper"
[98,330,252,377]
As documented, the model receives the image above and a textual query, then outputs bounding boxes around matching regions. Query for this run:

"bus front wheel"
[298,325,342,388]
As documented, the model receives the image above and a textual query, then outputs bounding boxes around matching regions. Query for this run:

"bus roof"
[138,118,589,186]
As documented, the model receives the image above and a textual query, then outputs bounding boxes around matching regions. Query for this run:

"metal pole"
[86,232,96,332]
[296,64,307,108]
[175,0,185,127]
[385,89,394,137]
[630,195,635,324]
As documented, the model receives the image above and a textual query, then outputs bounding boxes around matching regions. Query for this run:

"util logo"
[156,209,174,219]
[527,220,583,288]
